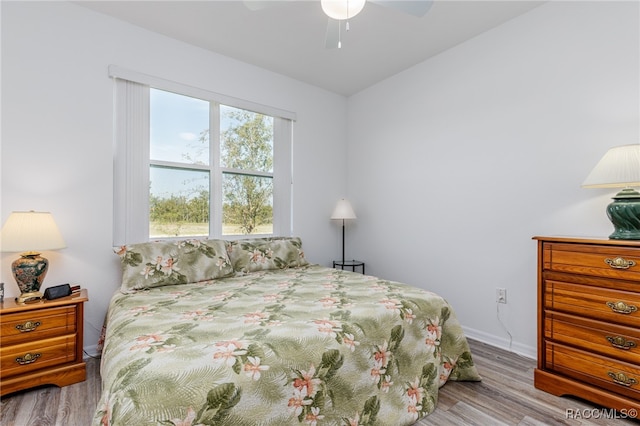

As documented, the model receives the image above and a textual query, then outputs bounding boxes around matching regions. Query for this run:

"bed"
[94,237,480,426]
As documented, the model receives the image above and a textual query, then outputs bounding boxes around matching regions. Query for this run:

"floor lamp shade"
[1,211,66,302]
[331,199,357,220]
[582,144,640,240]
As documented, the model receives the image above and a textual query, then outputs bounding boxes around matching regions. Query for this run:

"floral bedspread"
[94,265,480,426]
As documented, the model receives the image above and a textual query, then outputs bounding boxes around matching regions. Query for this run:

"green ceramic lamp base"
[607,188,640,240]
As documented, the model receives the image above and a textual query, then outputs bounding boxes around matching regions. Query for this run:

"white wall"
[347,1,639,357]
[3,1,638,360]
[1,1,348,351]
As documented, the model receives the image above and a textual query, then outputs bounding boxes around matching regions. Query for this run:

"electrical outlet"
[496,288,507,304]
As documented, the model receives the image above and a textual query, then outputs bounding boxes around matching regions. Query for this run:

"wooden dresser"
[534,236,640,412]
[0,289,88,396]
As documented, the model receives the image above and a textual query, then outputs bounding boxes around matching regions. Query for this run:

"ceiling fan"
[245,0,434,49]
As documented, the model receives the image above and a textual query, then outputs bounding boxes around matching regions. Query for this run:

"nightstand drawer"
[0,306,77,346]
[545,311,640,364]
[544,280,640,328]
[546,342,640,400]
[0,334,77,378]
[543,242,640,281]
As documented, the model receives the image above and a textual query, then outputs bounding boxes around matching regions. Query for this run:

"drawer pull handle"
[605,257,637,269]
[15,320,41,332]
[606,335,637,350]
[15,352,41,365]
[608,371,638,387]
[606,301,638,315]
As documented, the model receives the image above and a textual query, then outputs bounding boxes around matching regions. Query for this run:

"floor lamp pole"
[341,219,346,263]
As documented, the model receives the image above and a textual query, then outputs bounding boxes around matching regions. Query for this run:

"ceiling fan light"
[321,0,366,20]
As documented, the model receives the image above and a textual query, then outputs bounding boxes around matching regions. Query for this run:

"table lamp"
[582,144,640,240]
[0,211,66,303]
[331,198,357,263]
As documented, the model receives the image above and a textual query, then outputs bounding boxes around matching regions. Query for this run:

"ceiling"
[78,0,545,96]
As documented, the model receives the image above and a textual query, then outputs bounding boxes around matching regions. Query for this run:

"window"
[111,66,294,245]
[149,90,211,238]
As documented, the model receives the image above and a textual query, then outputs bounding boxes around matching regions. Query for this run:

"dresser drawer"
[545,280,640,328]
[546,342,640,399]
[543,242,640,281]
[545,311,640,364]
[0,306,77,346]
[0,334,77,379]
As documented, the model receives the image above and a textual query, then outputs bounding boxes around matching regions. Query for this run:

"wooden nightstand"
[0,289,88,396]
[534,236,640,413]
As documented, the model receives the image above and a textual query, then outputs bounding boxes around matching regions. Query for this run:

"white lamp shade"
[0,211,66,252]
[331,199,357,220]
[582,144,640,188]
[321,0,366,20]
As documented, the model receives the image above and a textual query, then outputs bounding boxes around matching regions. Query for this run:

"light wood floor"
[1,339,636,425]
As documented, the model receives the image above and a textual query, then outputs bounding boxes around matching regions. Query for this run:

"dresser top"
[0,289,88,314]
[533,236,640,247]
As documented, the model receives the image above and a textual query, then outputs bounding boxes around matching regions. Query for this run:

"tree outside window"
[149,90,274,238]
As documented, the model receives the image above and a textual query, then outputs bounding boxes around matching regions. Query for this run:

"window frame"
[110,66,294,245]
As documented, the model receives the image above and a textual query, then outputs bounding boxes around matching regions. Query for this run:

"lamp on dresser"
[582,144,640,240]
[0,211,66,303]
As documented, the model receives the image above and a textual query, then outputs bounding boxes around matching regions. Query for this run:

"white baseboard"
[462,325,537,360]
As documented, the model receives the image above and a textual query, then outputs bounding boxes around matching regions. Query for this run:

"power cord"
[496,302,513,351]
[83,318,105,359]
[84,349,102,360]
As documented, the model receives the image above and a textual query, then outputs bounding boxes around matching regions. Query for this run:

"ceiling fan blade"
[370,0,434,17]
[325,18,340,49]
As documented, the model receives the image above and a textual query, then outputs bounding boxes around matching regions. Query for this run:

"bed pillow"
[226,236,309,273]
[114,238,234,293]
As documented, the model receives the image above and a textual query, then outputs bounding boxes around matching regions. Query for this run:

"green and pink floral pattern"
[114,239,234,293]
[94,265,480,426]
[226,237,309,273]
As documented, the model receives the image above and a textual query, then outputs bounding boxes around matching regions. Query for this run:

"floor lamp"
[331,198,357,263]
